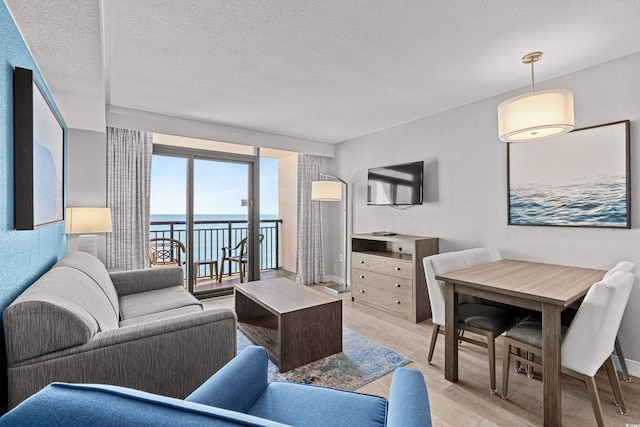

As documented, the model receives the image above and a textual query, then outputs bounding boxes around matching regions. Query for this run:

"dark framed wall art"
[14,67,65,230]
[508,120,630,228]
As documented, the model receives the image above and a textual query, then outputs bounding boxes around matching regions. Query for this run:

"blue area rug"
[237,327,410,391]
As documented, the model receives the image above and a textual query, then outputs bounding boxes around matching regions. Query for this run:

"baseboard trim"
[324,274,344,285]
[612,354,640,379]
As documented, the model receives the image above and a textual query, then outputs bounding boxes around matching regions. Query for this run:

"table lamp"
[64,207,113,258]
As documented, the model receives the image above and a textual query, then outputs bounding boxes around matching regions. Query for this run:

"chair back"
[460,248,493,268]
[235,237,249,258]
[561,270,634,376]
[455,248,497,304]
[604,261,636,278]
[149,238,186,266]
[423,252,467,326]
[236,234,264,259]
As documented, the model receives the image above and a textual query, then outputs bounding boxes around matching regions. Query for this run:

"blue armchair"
[0,346,432,426]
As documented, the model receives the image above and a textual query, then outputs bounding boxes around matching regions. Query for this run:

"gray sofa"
[3,251,237,409]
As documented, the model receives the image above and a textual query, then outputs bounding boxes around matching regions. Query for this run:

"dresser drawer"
[352,284,412,315]
[352,253,412,280]
[351,268,412,297]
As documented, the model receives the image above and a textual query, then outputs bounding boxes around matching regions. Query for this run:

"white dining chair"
[501,270,634,426]
[423,248,521,394]
[563,261,635,381]
[605,261,635,382]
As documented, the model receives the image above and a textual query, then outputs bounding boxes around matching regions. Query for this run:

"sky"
[150,155,279,216]
[509,122,627,187]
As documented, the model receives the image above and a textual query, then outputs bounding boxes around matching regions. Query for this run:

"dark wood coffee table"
[235,278,342,372]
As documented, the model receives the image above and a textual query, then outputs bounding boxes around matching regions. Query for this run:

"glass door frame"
[153,144,261,298]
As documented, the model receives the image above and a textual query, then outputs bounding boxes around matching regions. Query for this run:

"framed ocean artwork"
[507,120,630,228]
[14,67,65,230]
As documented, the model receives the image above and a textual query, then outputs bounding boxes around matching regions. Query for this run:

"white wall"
[327,52,640,370]
[66,128,108,262]
[107,106,335,158]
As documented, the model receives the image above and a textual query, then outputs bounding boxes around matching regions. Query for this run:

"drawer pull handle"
[359,275,364,279]
[395,300,401,304]
[395,267,401,271]
[359,260,365,264]
[359,289,365,293]
[395,283,401,288]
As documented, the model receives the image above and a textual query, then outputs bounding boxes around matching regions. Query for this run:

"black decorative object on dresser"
[351,233,438,322]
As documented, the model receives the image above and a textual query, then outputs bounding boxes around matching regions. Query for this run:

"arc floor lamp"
[311,173,349,294]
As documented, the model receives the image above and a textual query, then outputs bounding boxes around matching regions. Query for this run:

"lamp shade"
[311,181,342,201]
[65,207,113,234]
[497,88,574,142]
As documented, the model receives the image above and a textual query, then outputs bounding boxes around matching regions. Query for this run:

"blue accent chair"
[0,346,432,426]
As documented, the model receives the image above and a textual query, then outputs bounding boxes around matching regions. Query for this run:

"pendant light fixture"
[497,52,574,142]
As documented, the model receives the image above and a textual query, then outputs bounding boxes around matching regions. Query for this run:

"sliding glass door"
[151,145,260,298]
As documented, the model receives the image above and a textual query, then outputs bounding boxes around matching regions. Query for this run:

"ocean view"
[509,175,628,227]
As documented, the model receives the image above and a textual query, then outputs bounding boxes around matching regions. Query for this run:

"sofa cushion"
[119,286,202,320]
[3,266,119,363]
[54,251,120,317]
[247,382,388,427]
[119,305,203,327]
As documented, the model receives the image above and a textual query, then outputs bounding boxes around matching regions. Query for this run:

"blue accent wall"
[0,1,67,411]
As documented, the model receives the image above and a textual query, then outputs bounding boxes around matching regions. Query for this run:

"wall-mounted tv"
[367,161,423,206]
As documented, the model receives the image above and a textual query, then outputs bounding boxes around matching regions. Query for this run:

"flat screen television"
[367,161,423,206]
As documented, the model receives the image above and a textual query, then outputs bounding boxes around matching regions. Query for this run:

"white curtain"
[296,154,325,284]
[106,127,152,270]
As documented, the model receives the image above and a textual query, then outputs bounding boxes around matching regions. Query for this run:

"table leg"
[542,303,562,427]
[445,283,458,382]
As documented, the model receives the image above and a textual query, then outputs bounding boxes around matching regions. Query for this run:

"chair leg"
[217,260,224,282]
[614,337,631,382]
[487,335,497,395]
[428,324,440,365]
[583,374,605,427]
[513,347,522,373]
[604,356,628,415]
[526,352,535,378]
[501,339,511,399]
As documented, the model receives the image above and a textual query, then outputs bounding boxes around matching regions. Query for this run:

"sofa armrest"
[387,368,432,427]
[110,267,183,296]
[185,346,268,413]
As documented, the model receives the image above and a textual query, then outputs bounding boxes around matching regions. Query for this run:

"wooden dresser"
[351,233,438,322]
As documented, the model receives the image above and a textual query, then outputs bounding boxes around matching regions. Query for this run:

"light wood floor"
[202,283,640,426]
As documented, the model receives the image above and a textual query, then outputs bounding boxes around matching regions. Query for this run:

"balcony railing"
[149,219,283,278]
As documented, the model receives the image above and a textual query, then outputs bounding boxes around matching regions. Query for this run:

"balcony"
[150,218,284,292]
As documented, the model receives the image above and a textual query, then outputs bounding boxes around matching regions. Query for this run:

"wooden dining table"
[435,259,606,427]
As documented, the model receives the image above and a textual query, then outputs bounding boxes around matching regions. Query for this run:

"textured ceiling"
[6,1,640,143]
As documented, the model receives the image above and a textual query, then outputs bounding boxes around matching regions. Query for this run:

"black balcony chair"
[218,234,263,283]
